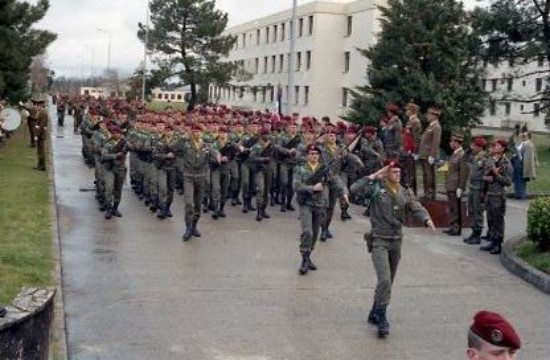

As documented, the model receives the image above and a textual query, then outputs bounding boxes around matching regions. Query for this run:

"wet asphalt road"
[52,113,550,360]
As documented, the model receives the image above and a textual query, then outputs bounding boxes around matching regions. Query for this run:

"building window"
[299,18,304,37]
[289,21,293,39]
[520,104,524,111]
[508,57,515,67]
[253,87,258,102]
[346,16,352,36]
[170,93,175,100]
[279,54,284,72]
[281,23,285,41]
[483,59,488,68]
[296,52,302,71]
[505,102,511,116]
[264,56,268,73]
[273,25,278,42]
[157,93,162,99]
[304,86,309,105]
[534,103,540,117]
[538,55,544,67]
[255,58,259,74]
[536,78,543,92]
[308,15,313,35]
[491,79,497,91]
[164,93,169,100]
[269,86,274,102]
[344,51,350,72]
[287,53,291,70]
[342,88,348,107]
[306,50,311,70]
[522,80,526,87]
[489,99,496,115]
[265,27,270,43]
[242,33,246,48]
[271,55,276,73]
[507,78,513,91]
[482,79,487,90]
[262,87,266,102]
[256,29,260,45]
[294,86,300,104]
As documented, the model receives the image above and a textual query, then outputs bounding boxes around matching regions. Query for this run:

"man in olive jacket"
[443,132,469,236]
[350,159,435,339]
[418,106,442,199]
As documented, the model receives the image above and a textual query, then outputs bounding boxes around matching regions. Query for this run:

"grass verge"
[147,101,187,112]
[0,129,53,305]
[515,240,550,275]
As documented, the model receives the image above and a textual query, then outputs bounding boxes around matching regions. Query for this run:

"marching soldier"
[418,106,442,199]
[443,132,469,236]
[210,126,235,219]
[278,121,300,212]
[480,139,513,255]
[463,136,489,245]
[152,124,177,219]
[101,125,128,219]
[350,159,435,338]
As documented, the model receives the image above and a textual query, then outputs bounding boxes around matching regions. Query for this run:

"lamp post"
[96,28,111,72]
[141,1,150,103]
[286,0,298,115]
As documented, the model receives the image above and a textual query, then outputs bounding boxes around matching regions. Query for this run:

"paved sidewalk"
[52,114,550,360]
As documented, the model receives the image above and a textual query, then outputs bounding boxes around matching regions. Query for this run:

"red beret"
[470,311,521,349]
[346,127,357,134]
[472,136,487,148]
[303,126,315,133]
[385,103,400,114]
[364,126,377,135]
[326,127,338,135]
[260,128,271,136]
[192,123,203,131]
[492,138,508,149]
[218,126,227,133]
[384,158,402,169]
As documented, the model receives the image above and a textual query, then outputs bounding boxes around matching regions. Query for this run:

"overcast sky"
[37,0,484,78]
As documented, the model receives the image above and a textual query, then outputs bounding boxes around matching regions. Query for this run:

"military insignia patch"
[491,329,503,344]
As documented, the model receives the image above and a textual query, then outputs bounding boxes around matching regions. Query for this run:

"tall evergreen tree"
[138,0,236,110]
[473,0,550,122]
[0,0,56,102]
[347,0,486,137]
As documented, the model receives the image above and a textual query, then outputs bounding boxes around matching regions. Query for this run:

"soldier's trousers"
[447,190,460,230]
[468,188,484,234]
[254,168,272,208]
[175,158,185,193]
[486,195,506,242]
[298,205,325,253]
[229,160,241,196]
[104,167,126,205]
[420,159,436,198]
[403,155,417,195]
[183,175,205,223]
[27,119,37,147]
[371,237,402,307]
[279,163,295,197]
[74,115,83,132]
[94,154,105,200]
[241,163,253,200]
[211,168,230,206]
[146,162,159,202]
[36,139,46,169]
[158,167,175,207]
[324,185,339,229]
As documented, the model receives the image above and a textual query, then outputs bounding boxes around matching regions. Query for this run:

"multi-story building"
[481,56,548,132]
[212,0,548,132]
[209,0,386,121]
[151,86,189,103]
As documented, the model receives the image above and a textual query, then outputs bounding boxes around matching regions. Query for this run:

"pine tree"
[347,0,486,137]
[138,0,237,110]
[0,0,56,102]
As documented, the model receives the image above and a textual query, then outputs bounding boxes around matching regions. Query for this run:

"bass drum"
[1,108,22,131]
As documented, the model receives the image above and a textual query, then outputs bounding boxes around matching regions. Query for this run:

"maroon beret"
[492,138,508,149]
[385,103,400,114]
[472,136,487,148]
[306,144,321,153]
[471,311,521,349]
[218,125,227,133]
[192,123,203,131]
[259,128,271,136]
[364,126,377,135]
[384,158,402,169]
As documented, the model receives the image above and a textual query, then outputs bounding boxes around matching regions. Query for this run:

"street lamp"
[141,1,150,103]
[96,28,111,72]
[286,0,298,115]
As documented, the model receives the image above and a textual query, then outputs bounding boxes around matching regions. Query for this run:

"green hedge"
[527,197,550,252]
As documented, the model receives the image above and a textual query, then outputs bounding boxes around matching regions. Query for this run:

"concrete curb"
[501,235,550,295]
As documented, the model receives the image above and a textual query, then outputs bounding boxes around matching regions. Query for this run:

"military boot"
[165,203,173,217]
[112,202,122,217]
[211,202,220,220]
[341,204,352,221]
[480,238,495,251]
[182,222,193,241]
[489,238,502,255]
[307,253,317,271]
[270,192,276,207]
[218,202,226,218]
[286,193,295,211]
[247,198,256,211]
[202,197,209,213]
[256,207,263,222]
[280,194,287,212]
[299,252,310,275]
[320,228,328,242]
[463,231,481,245]
[104,206,113,220]
[242,198,249,213]
[191,220,201,237]
[326,228,334,239]
[367,304,379,325]
[157,204,167,219]
[376,307,390,338]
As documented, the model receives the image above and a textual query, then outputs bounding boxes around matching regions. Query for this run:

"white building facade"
[481,57,548,132]
[151,87,189,103]
[210,0,386,121]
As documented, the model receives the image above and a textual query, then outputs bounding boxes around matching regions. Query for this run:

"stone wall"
[0,287,56,360]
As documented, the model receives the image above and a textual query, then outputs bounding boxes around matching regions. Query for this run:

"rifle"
[210,142,238,169]
[237,134,260,161]
[284,134,301,149]
[253,142,275,172]
[296,159,336,205]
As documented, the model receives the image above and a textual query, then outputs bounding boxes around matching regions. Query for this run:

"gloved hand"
[456,188,462,198]
[428,156,435,165]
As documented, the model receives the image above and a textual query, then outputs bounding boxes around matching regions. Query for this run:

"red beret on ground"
[364,126,377,135]
[473,136,487,148]
[470,311,521,349]
[306,144,321,153]
[384,158,402,169]
[385,103,400,114]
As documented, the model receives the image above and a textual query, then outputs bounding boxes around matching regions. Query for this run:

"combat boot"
[367,304,379,325]
[489,238,502,255]
[191,220,201,237]
[376,307,390,338]
[157,204,167,219]
[299,252,310,275]
[211,202,220,220]
[341,205,352,221]
[261,206,270,219]
[182,222,193,241]
[326,228,333,239]
[218,202,226,218]
[247,199,256,211]
[242,198,249,213]
[320,228,328,242]
[104,206,113,220]
[231,192,238,206]
[280,194,287,212]
[463,231,481,245]
[307,254,317,271]
[165,203,173,217]
[286,194,295,211]
[256,207,263,222]
[112,202,122,217]
[480,236,495,251]
[270,192,276,207]
[202,197,209,213]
